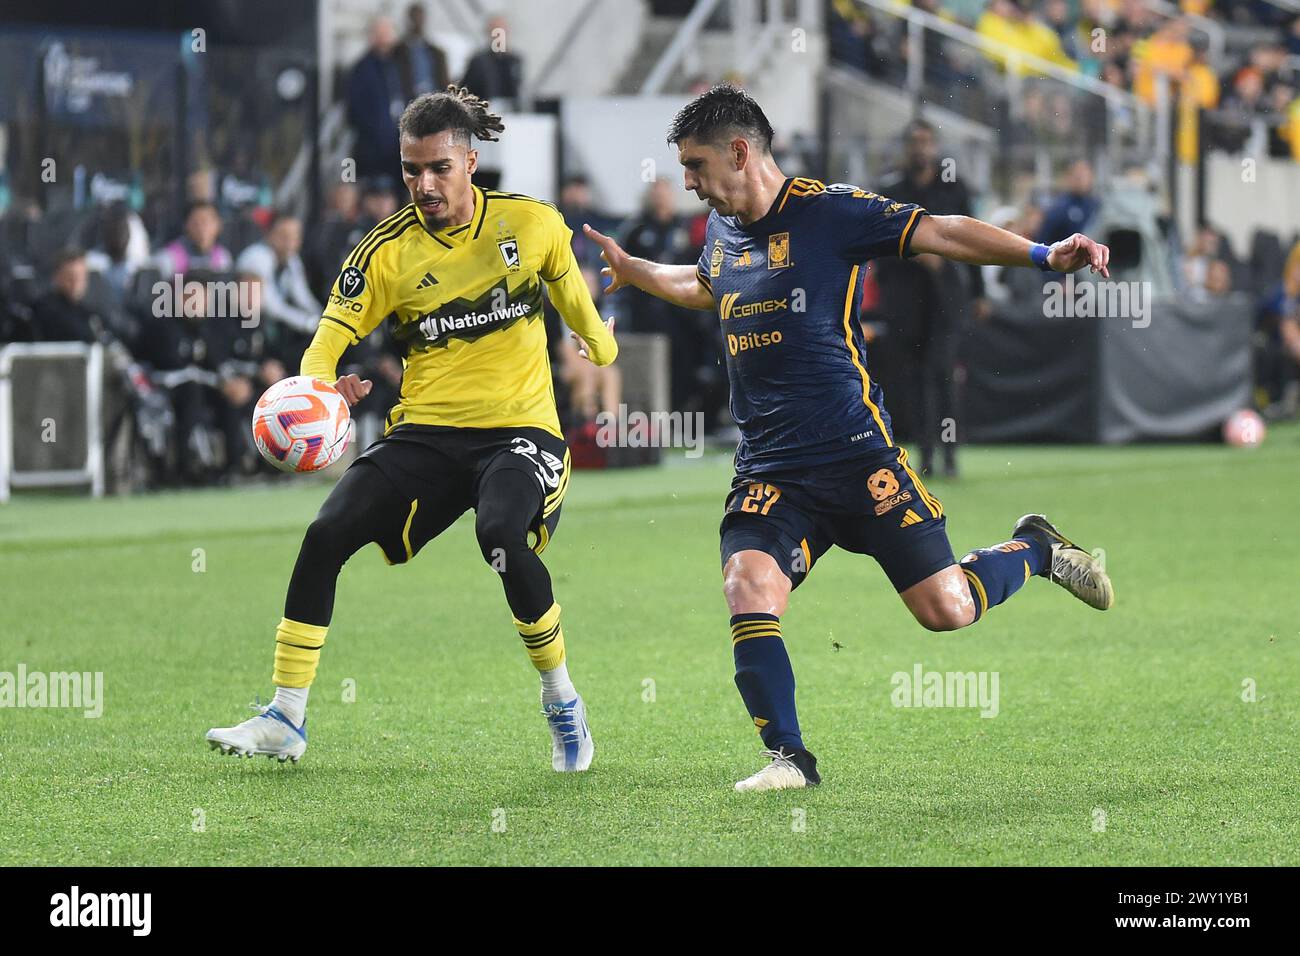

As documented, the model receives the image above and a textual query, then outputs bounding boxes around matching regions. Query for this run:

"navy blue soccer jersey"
[696,176,926,473]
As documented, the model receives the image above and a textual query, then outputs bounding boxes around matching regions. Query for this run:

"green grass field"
[1,428,1297,866]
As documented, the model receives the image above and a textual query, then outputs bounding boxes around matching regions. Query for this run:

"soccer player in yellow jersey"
[206,87,617,771]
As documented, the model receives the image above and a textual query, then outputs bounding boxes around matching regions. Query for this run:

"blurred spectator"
[347,15,405,192]
[1183,223,1247,299]
[1039,158,1100,244]
[154,200,232,276]
[1255,252,1300,415]
[622,180,707,412]
[358,177,401,227]
[460,15,524,105]
[977,0,1077,77]
[395,2,451,100]
[1248,43,1288,100]
[308,182,362,295]
[134,270,269,483]
[558,175,619,279]
[34,249,122,347]
[235,212,323,365]
[1044,0,1084,63]
[875,118,985,478]
[552,176,624,429]
[33,248,141,487]
[1222,66,1267,121]
[1132,17,1193,105]
[1183,34,1220,109]
[828,0,887,79]
[85,204,151,309]
[1266,83,1298,158]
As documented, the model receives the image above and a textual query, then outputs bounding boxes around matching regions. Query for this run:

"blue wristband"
[1030,242,1053,271]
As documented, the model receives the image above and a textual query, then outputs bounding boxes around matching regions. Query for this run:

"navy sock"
[731,613,803,752]
[959,534,1051,622]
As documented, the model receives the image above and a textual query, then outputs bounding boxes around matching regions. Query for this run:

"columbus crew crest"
[498,238,521,271]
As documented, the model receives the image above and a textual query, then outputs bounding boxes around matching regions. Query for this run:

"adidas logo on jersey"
[415,272,438,289]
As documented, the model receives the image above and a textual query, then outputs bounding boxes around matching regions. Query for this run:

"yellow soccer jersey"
[303,185,617,437]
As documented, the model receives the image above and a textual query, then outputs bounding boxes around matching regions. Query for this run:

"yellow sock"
[514,602,566,672]
[272,617,328,688]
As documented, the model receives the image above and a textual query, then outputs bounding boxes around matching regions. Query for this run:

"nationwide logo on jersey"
[498,238,521,271]
[767,232,790,270]
[392,278,544,353]
[336,266,366,298]
[710,239,724,278]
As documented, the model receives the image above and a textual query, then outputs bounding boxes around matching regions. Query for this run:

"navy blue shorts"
[719,446,955,593]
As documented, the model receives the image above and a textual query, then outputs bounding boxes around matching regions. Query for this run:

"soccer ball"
[252,375,352,473]
[1222,408,1266,448]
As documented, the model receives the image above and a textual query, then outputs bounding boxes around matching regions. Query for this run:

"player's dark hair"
[666,83,774,154]
[399,85,504,146]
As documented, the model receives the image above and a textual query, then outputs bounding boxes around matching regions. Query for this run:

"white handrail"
[854,0,1147,112]
[642,0,725,96]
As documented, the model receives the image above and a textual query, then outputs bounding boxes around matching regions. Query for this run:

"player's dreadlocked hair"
[666,83,774,154]
[398,85,505,146]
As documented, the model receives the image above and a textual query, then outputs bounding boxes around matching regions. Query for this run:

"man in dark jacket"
[460,15,523,105]
[875,119,989,478]
[395,2,451,99]
[347,16,405,191]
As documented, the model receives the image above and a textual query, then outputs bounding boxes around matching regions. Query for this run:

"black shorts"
[352,423,570,565]
[719,446,955,593]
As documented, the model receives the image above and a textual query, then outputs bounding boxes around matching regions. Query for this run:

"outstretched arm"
[911,214,1110,277]
[301,322,373,405]
[582,223,715,311]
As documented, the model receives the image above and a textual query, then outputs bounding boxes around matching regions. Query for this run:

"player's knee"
[474,508,523,563]
[722,554,789,616]
[301,515,351,562]
[914,601,976,632]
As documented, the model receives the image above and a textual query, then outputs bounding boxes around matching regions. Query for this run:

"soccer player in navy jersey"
[583,85,1114,792]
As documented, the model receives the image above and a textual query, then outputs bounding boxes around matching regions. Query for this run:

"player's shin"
[957,535,1051,622]
[731,613,804,751]
[514,601,576,702]
[270,617,327,725]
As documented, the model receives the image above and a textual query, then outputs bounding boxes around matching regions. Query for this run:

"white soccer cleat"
[1014,513,1114,611]
[205,705,307,763]
[734,748,810,792]
[543,695,593,772]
